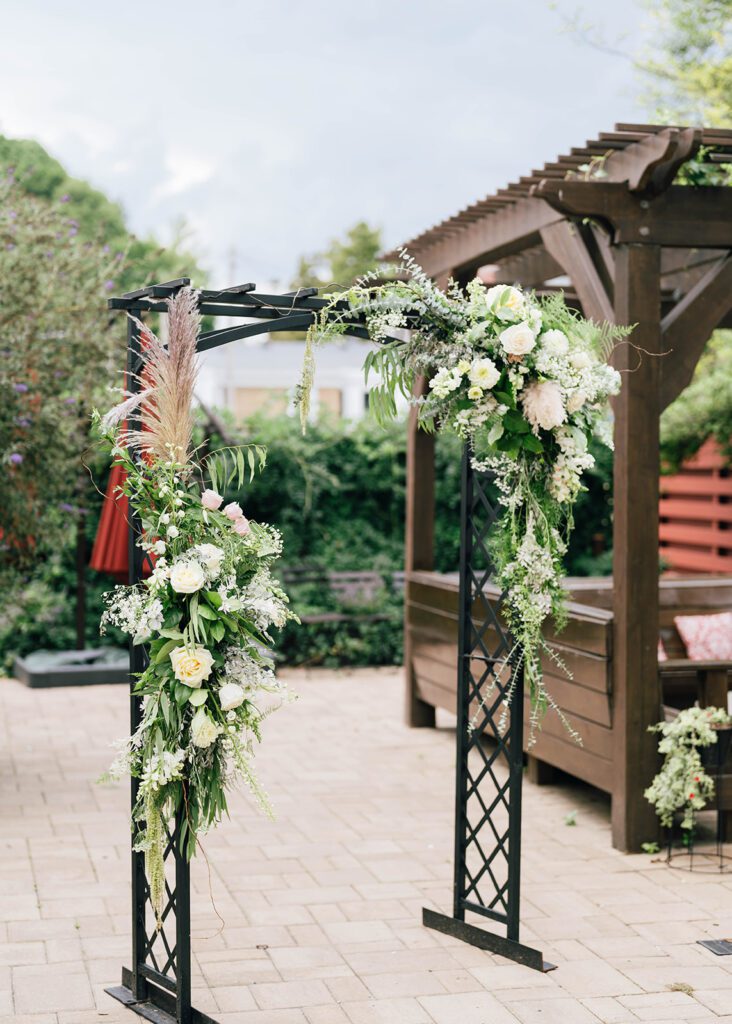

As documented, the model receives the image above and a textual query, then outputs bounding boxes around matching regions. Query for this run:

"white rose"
[485,284,525,322]
[190,708,220,748]
[153,540,167,555]
[540,329,569,356]
[169,561,205,594]
[170,645,214,688]
[219,682,245,711]
[566,389,588,414]
[469,358,500,390]
[224,502,243,521]
[160,513,171,525]
[196,543,224,576]
[500,322,536,357]
[521,381,566,432]
[167,525,179,538]
[571,350,592,370]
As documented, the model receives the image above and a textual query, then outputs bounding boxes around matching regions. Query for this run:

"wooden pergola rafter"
[396,123,732,851]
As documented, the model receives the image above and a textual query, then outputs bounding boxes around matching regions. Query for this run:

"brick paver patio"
[1,667,732,1023]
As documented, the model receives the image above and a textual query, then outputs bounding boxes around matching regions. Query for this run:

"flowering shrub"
[99,289,296,922]
[298,253,628,736]
[645,706,732,830]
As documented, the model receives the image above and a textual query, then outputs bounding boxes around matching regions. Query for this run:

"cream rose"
[219,682,245,711]
[201,489,223,510]
[521,381,566,432]
[190,708,220,748]
[169,560,205,594]
[540,329,569,356]
[500,321,536,357]
[469,357,500,390]
[170,645,215,688]
[485,284,525,322]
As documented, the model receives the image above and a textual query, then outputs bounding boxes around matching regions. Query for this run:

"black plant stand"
[666,726,732,874]
[104,280,554,1023]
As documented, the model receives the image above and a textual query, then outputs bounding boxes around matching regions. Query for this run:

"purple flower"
[13,383,28,393]
[64,397,77,405]
[102,244,110,253]
[5,243,15,251]
[59,502,76,513]
[105,279,115,291]
[68,226,78,237]
[60,194,70,203]
[9,453,23,465]
[16,417,32,427]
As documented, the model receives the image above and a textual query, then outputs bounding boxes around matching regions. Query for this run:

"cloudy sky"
[0,0,650,286]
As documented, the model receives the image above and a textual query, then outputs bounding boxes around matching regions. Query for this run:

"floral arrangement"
[297,252,628,736]
[645,705,732,830]
[98,288,296,922]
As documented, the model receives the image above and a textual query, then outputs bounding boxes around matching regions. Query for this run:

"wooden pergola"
[396,123,732,852]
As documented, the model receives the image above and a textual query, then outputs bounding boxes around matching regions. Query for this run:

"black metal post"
[423,448,554,971]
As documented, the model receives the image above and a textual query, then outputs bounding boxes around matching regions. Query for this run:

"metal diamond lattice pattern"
[453,452,524,942]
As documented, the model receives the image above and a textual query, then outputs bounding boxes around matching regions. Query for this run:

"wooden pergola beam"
[660,253,732,410]
[532,180,732,248]
[416,198,562,280]
[540,221,613,323]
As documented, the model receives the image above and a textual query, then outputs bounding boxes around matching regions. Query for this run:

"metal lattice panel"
[453,450,524,942]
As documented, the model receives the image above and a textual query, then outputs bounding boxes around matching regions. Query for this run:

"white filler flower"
[169,645,214,688]
[540,329,569,356]
[499,321,537,356]
[196,543,224,576]
[169,561,206,594]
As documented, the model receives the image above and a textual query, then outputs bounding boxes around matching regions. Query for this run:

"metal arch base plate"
[423,908,557,973]
[105,969,220,1024]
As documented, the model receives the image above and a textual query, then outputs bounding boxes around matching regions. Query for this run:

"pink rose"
[201,489,223,510]
[223,502,243,520]
[232,516,250,536]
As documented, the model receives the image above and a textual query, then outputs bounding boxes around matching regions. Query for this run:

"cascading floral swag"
[98,288,296,923]
[297,252,629,738]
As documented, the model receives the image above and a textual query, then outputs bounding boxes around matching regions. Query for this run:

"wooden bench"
[405,573,732,817]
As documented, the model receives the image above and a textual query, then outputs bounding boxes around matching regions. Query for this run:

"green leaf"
[211,620,226,643]
[197,604,217,621]
[189,688,208,706]
[159,628,184,640]
[154,638,180,663]
[503,409,530,434]
[174,682,193,707]
[494,389,515,409]
[160,690,171,727]
[522,434,544,453]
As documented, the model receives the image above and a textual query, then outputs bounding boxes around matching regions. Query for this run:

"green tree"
[0,135,204,291]
[638,0,732,126]
[290,220,382,290]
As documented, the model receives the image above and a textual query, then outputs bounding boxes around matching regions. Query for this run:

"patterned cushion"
[674,612,732,661]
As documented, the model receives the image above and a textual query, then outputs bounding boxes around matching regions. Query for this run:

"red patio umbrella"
[90,462,134,582]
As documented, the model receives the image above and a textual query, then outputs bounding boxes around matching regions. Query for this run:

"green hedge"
[0,413,613,672]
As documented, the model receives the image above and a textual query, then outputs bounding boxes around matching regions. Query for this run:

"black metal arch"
[105,277,549,1024]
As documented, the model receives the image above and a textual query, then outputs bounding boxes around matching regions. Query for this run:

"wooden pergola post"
[404,376,436,727]
[611,244,663,850]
